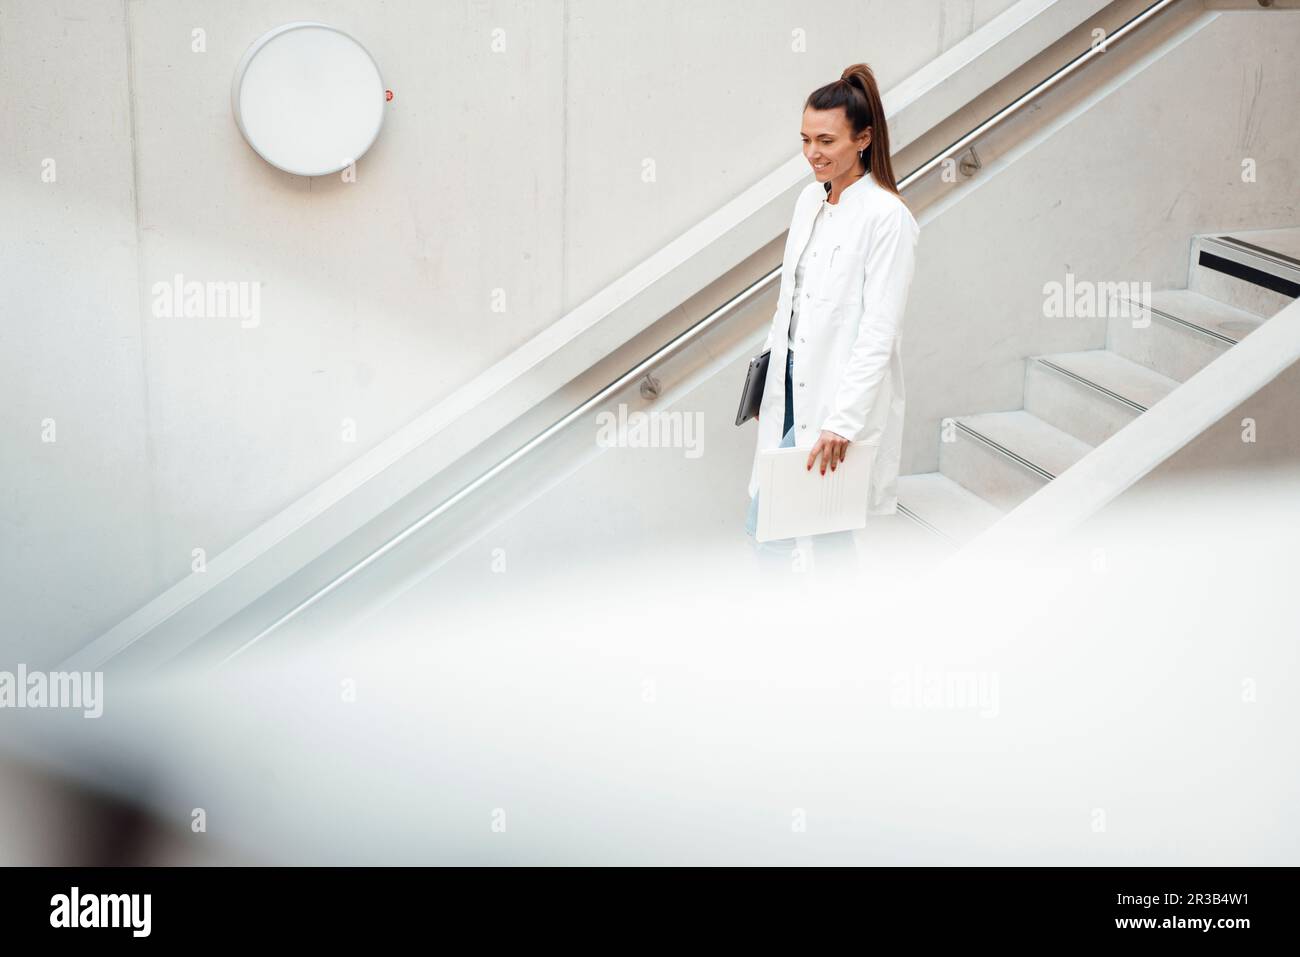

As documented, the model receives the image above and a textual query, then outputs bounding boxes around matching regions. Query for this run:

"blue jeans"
[745,350,857,566]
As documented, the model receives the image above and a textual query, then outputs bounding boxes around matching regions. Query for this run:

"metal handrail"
[905,0,1178,184]
[224,0,1180,661]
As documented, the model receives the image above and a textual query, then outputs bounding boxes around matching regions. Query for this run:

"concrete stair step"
[1025,348,1179,445]
[1108,288,1261,381]
[896,471,1006,545]
[926,228,1297,541]
[1223,226,1300,262]
[939,410,1093,512]
[1148,288,1266,342]
[1190,230,1299,318]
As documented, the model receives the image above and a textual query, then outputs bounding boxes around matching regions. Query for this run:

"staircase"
[896,227,1299,546]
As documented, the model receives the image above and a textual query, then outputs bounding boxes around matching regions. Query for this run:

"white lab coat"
[747,170,920,515]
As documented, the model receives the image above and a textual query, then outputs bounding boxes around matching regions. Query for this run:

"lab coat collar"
[783,168,884,301]
[821,169,883,207]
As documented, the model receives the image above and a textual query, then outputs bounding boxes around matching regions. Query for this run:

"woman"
[744,63,920,577]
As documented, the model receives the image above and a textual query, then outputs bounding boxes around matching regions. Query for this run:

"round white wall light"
[232,22,386,177]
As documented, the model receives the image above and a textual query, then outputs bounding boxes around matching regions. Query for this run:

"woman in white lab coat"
[744,63,920,573]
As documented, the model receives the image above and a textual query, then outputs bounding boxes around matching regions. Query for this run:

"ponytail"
[805,62,901,199]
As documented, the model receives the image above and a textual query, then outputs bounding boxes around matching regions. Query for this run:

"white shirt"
[748,171,920,516]
[787,200,833,348]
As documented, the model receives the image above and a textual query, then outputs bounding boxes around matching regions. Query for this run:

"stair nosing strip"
[896,502,958,546]
[952,418,1058,482]
[1209,236,1300,276]
[1034,356,1149,413]
[1197,250,1300,301]
[1116,294,1241,346]
[1198,239,1300,298]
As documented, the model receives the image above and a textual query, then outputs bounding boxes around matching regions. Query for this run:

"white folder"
[755,441,876,542]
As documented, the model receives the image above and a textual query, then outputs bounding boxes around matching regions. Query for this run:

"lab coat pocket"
[816,245,864,306]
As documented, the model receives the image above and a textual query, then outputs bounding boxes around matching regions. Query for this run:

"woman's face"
[801,106,870,185]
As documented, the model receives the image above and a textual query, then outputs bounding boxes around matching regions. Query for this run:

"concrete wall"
[0,2,149,664]
[0,0,1018,662]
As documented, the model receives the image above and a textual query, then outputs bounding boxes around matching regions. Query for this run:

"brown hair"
[805,63,901,199]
